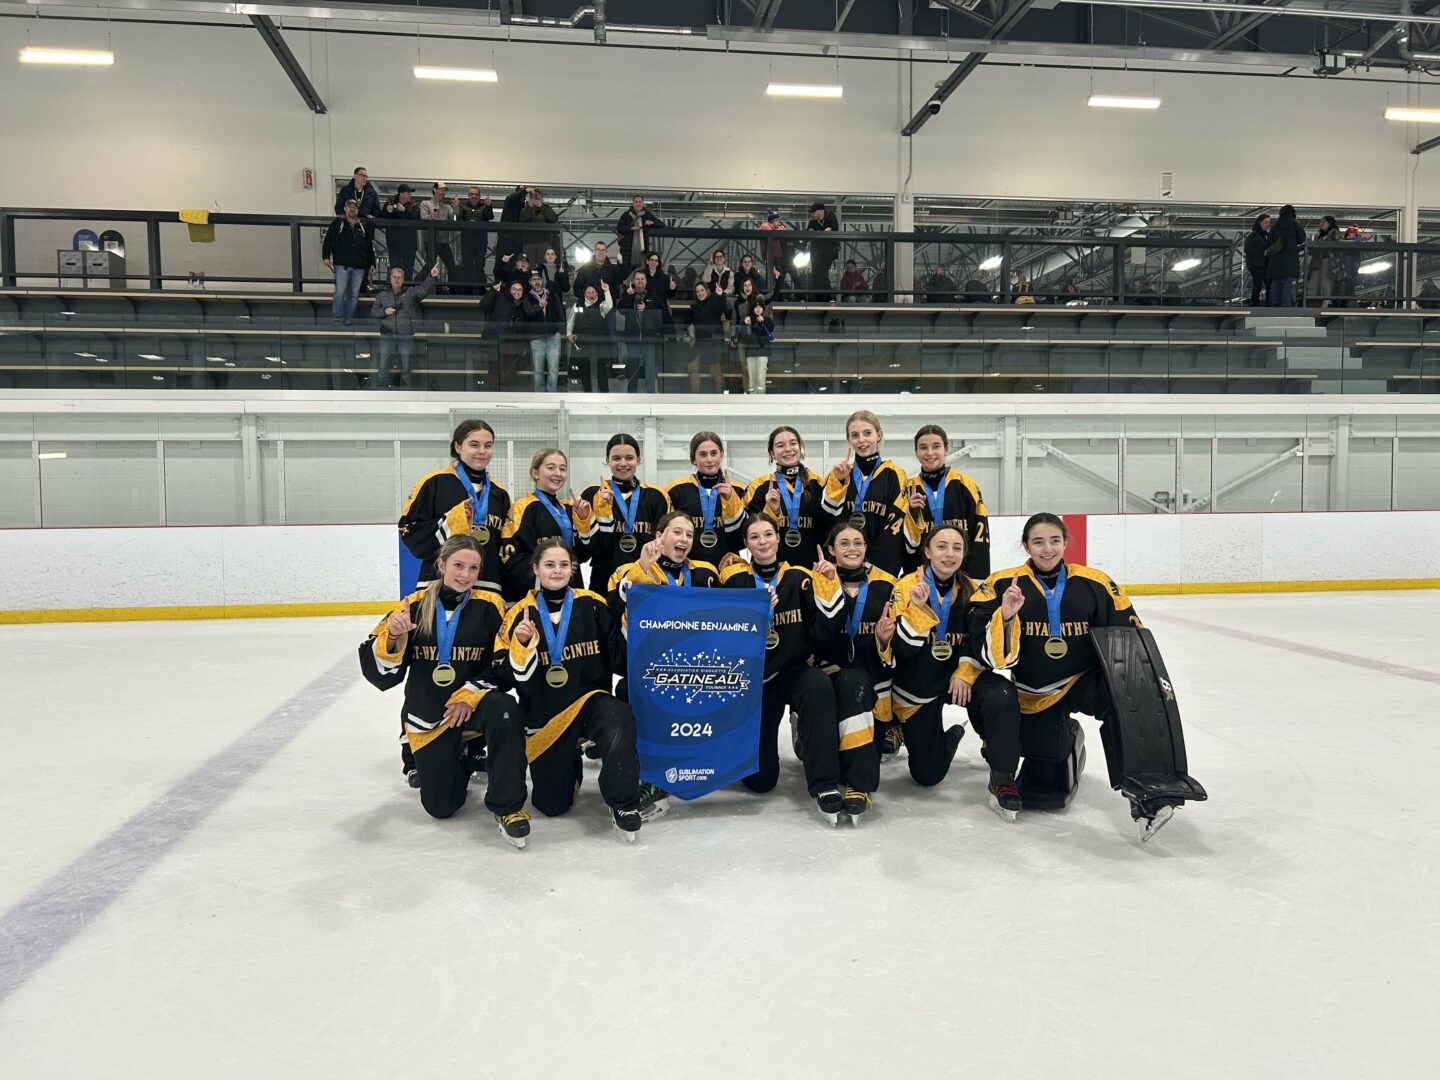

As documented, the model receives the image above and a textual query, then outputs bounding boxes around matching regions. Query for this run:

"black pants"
[830,668,880,793]
[487,339,527,393]
[461,238,488,294]
[812,258,835,303]
[1023,671,1123,788]
[1248,269,1267,306]
[528,693,640,816]
[743,666,842,797]
[888,697,965,788]
[413,694,527,820]
[962,671,1024,777]
[573,344,612,393]
[433,243,457,287]
[388,241,418,278]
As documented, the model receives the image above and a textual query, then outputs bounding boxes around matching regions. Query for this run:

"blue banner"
[398,537,422,597]
[626,583,769,800]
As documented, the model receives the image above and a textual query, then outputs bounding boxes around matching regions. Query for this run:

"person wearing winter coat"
[1264,204,1306,307]
[616,195,661,266]
[379,185,422,279]
[686,280,729,394]
[806,201,841,303]
[456,187,494,295]
[520,188,561,267]
[617,270,665,394]
[370,262,440,388]
[523,269,566,393]
[335,167,379,219]
[567,283,616,393]
[479,278,530,393]
[1242,214,1271,306]
[493,185,528,279]
[322,200,376,324]
[420,182,460,289]
[1304,215,1341,309]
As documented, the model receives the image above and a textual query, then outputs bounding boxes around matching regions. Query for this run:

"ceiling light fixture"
[979,255,1004,270]
[38,452,68,460]
[1384,106,1440,122]
[1088,94,1162,110]
[766,82,843,99]
[1358,260,1393,275]
[414,66,498,83]
[19,47,114,66]
[1171,258,1201,272]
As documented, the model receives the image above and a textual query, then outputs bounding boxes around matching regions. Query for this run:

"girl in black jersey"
[719,515,846,824]
[663,431,746,559]
[498,538,646,840]
[901,424,991,580]
[819,410,909,576]
[744,425,825,570]
[578,433,670,597]
[359,534,531,847]
[500,447,596,598]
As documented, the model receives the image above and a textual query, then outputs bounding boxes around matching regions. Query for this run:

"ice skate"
[637,782,670,822]
[494,811,531,850]
[1130,797,1177,843]
[405,767,421,790]
[878,725,904,763]
[987,770,1021,822]
[582,739,602,761]
[842,789,872,824]
[815,788,844,826]
[611,806,643,841]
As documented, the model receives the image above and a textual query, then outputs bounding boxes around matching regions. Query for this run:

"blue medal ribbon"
[535,588,574,669]
[533,489,574,547]
[850,459,880,520]
[664,563,692,588]
[922,471,947,526]
[1037,563,1068,637]
[844,578,872,651]
[924,567,955,637]
[754,566,780,629]
[694,474,719,532]
[453,464,492,532]
[774,470,803,532]
[611,481,641,538]
[434,589,470,668]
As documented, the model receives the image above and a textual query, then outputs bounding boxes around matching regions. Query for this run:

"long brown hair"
[418,534,484,636]
[921,524,973,606]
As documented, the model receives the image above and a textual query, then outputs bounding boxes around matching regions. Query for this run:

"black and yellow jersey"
[578,479,670,600]
[743,466,826,569]
[358,585,508,753]
[496,588,621,762]
[663,474,747,558]
[819,456,909,576]
[979,561,1142,714]
[900,467,991,580]
[398,465,512,595]
[609,557,722,622]
[499,491,597,599]
[809,565,899,722]
[718,555,818,681]
[887,570,1017,721]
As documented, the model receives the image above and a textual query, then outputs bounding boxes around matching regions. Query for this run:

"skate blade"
[818,809,841,827]
[496,824,528,850]
[988,794,1018,823]
[613,821,641,842]
[1137,804,1175,843]
[846,811,863,827]
[639,799,669,823]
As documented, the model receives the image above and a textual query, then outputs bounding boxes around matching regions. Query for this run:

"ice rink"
[1,592,1437,1079]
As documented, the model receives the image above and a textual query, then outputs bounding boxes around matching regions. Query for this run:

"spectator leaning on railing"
[335,166,379,219]
[520,187,561,267]
[322,199,376,325]
[806,201,840,303]
[1243,213,1271,306]
[456,186,494,295]
[371,262,439,388]
[616,195,661,266]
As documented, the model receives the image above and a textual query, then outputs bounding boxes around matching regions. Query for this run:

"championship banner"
[626,583,768,800]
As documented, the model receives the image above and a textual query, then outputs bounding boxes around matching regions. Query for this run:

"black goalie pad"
[1087,626,1207,806]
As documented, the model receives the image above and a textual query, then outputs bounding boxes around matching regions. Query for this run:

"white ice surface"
[1,594,1437,1079]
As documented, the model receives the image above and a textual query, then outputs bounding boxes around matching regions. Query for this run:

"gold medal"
[1044,636,1069,659]
[846,638,856,663]
[930,639,953,662]
[545,664,570,688]
[619,534,638,553]
[848,512,866,529]
[699,529,719,549]
[784,528,803,547]
[766,629,780,650]
[432,663,458,687]
[471,524,491,544]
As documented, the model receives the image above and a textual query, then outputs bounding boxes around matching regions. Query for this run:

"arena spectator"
[839,259,867,302]
[480,278,530,393]
[567,281,615,393]
[735,253,766,296]
[642,251,676,318]
[924,267,958,303]
[321,199,375,324]
[758,210,788,286]
[379,185,421,279]
[537,246,571,299]
[616,195,660,266]
[686,279,728,393]
[573,241,624,299]
[498,250,533,288]
[806,201,840,302]
[1265,204,1306,308]
[523,269,565,393]
[1244,213,1271,306]
[699,249,735,300]
[520,186,561,266]
[420,182,460,288]
[457,186,494,295]
[335,167,379,218]
[493,184,527,278]
[371,262,439,388]
[1305,215,1341,309]
[618,269,665,394]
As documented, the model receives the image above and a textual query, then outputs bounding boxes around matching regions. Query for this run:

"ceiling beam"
[930,0,996,28]
[834,0,858,32]
[247,14,326,114]
[901,0,1037,136]
[1204,0,1290,49]
[1414,133,1440,154]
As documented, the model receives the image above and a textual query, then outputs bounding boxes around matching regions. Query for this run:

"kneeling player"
[499,538,647,840]
[720,515,846,824]
[359,535,531,848]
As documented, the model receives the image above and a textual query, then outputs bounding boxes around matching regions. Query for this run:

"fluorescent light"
[572,244,592,264]
[19,47,114,66]
[1385,106,1440,123]
[978,255,1003,271]
[205,355,227,362]
[74,351,98,358]
[38,452,67,460]
[1358,260,1393,275]
[138,353,164,361]
[1171,258,1201,272]
[414,66,497,83]
[1412,52,1440,61]
[1088,94,1161,110]
[264,355,283,362]
[766,82,843,99]
[792,251,812,269]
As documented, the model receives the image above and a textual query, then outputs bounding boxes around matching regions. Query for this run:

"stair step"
[1241,316,1322,332]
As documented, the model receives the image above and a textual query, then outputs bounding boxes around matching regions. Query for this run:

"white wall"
[4,18,1440,214]
[2,511,1435,619]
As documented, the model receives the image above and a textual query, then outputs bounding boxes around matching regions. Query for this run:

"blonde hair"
[529,446,567,480]
[418,534,485,637]
[845,410,883,439]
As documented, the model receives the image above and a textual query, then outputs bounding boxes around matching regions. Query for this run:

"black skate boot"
[405,767,421,790]
[814,788,843,826]
[842,789,872,824]
[1129,795,1179,843]
[611,806,643,841]
[637,782,670,822]
[878,724,904,763]
[988,770,1022,822]
[494,810,531,850]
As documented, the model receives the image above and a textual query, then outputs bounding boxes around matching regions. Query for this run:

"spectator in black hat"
[806,200,840,303]
[523,268,565,393]
[380,185,421,279]
[457,186,494,295]
[520,186,561,267]
[322,199,375,324]
[493,184,527,278]
[335,167,379,219]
